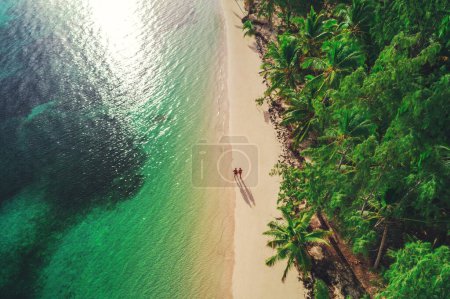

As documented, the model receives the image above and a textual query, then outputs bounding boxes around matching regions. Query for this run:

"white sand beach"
[221,0,307,298]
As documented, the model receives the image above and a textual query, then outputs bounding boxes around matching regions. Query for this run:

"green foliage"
[314,278,330,299]
[294,7,336,57]
[378,242,450,298]
[303,38,365,95]
[243,20,255,37]
[259,0,449,293]
[280,93,318,144]
[264,207,332,281]
[371,0,448,48]
[262,34,301,93]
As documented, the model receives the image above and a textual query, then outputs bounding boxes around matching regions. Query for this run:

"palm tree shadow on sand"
[235,177,255,207]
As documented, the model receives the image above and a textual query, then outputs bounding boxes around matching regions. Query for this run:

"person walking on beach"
[238,168,243,179]
[233,168,238,179]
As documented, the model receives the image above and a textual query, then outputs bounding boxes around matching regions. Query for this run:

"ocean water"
[0,0,230,298]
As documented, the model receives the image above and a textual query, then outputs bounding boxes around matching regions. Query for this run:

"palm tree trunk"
[373,223,388,269]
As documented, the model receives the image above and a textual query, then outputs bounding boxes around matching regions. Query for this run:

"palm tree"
[264,208,332,281]
[322,108,376,169]
[262,34,301,94]
[334,109,375,141]
[303,40,364,95]
[335,0,373,39]
[325,108,376,147]
[335,0,375,61]
[294,7,337,57]
[281,92,317,145]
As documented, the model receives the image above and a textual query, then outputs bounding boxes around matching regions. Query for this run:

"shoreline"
[232,3,380,298]
[220,0,306,298]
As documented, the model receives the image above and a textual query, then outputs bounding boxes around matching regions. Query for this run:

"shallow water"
[0,0,229,297]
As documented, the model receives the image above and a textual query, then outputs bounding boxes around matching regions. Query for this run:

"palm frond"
[281,257,294,282]
[265,254,280,267]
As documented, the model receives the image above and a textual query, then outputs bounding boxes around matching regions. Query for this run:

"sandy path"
[220,0,306,298]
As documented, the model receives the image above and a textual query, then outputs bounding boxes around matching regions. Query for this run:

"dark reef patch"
[0,0,148,296]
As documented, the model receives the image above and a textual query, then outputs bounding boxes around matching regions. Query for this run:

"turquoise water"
[0,0,228,297]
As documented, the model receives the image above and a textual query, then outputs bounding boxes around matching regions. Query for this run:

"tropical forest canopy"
[255,0,449,297]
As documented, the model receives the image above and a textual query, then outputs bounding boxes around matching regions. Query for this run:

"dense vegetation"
[253,0,449,297]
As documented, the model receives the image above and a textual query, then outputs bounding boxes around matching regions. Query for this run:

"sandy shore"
[221,0,306,298]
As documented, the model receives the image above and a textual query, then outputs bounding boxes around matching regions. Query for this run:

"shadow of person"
[239,178,255,206]
[236,178,252,207]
